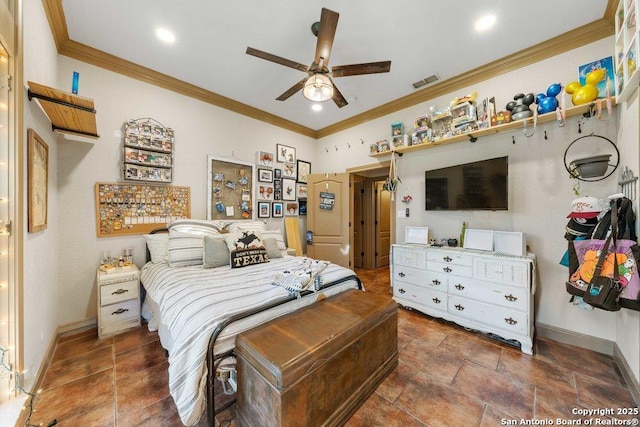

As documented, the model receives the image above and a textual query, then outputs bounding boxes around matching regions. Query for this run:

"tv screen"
[425,156,508,211]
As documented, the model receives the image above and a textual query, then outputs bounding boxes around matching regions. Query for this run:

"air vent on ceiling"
[412,74,438,89]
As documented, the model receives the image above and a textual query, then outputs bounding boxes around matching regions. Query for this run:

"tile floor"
[27,266,637,427]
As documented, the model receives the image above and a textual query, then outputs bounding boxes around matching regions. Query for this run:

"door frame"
[346,161,395,269]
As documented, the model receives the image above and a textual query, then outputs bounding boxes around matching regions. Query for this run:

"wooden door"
[353,180,364,268]
[375,181,391,267]
[306,173,350,267]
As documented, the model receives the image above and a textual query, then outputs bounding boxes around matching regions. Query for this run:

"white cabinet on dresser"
[391,244,535,354]
[97,265,141,338]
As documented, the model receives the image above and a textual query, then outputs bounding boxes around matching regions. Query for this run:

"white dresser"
[391,244,535,354]
[96,265,141,338]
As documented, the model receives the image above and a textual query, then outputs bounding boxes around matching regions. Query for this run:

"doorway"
[349,162,394,270]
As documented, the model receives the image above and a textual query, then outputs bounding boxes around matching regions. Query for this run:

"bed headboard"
[146,227,169,263]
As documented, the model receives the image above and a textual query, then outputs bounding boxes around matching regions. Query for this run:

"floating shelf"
[370,98,616,157]
[27,81,99,139]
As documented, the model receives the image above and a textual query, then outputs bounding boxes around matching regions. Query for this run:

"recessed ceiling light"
[311,104,322,112]
[156,28,176,44]
[475,15,496,32]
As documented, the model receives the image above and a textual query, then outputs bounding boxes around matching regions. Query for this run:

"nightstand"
[97,265,141,338]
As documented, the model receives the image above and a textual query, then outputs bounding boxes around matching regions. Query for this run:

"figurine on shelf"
[505,93,535,121]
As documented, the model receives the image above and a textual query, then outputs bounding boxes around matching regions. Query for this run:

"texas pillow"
[223,231,270,268]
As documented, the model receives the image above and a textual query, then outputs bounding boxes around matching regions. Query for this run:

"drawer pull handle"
[432,279,441,286]
[455,284,464,290]
[455,304,465,311]
[112,308,129,315]
[432,297,441,304]
[505,317,517,325]
[443,256,452,262]
[504,294,517,302]
[112,288,129,295]
[398,288,406,294]
[443,267,452,273]
[398,272,406,277]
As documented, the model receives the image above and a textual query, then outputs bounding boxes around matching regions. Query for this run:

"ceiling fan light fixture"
[303,73,333,102]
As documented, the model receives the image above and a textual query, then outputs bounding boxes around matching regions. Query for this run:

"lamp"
[303,73,333,102]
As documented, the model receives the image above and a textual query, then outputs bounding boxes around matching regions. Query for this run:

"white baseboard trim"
[536,322,639,406]
[57,317,97,336]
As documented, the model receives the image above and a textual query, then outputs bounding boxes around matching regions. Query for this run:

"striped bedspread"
[140,257,358,426]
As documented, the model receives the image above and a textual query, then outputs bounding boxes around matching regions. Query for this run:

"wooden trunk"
[235,289,398,427]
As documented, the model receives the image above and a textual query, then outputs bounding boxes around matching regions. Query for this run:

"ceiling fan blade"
[276,78,307,101]
[331,61,391,78]
[330,78,348,108]
[246,47,309,73]
[312,8,339,72]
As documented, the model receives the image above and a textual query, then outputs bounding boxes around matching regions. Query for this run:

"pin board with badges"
[207,155,255,220]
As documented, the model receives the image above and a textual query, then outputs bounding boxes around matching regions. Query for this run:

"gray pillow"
[264,238,283,259]
[203,235,230,268]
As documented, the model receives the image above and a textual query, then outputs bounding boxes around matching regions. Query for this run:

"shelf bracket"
[27,88,96,114]
[468,134,477,143]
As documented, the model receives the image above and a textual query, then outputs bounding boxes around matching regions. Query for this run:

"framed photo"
[257,183,274,200]
[272,202,283,218]
[296,183,307,198]
[276,144,296,163]
[258,168,273,182]
[258,202,270,218]
[28,129,49,232]
[297,160,311,183]
[299,198,307,216]
[282,178,297,201]
[282,162,296,179]
[257,151,274,167]
[578,56,615,97]
[274,168,282,179]
[286,202,299,216]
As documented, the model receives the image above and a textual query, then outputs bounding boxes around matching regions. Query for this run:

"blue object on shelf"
[72,71,79,94]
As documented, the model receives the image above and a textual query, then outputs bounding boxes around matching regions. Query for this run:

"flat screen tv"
[425,156,508,211]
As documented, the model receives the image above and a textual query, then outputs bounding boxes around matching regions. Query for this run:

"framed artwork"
[578,56,615,98]
[28,129,49,232]
[258,202,270,218]
[297,160,311,183]
[282,162,296,179]
[257,183,274,200]
[299,198,307,216]
[274,168,282,179]
[272,202,283,218]
[257,151,274,167]
[273,178,282,200]
[276,144,296,163]
[282,178,297,201]
[296,183,307,198]
[207,155,254,220]
[258,168,273,182]
[286,202,299,216]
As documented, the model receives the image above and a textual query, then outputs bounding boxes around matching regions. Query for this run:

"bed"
[139,219,362,426]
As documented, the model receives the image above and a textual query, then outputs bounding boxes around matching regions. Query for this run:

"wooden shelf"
[370,99,616,157]
[27,81,99,139]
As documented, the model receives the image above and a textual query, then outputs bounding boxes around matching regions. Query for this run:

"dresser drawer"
[393,246,427,269]
[428,261,473,278]
[392,265,428,286]
[394,281,447,311]
[426,251,473,266]
[422,271,448,290]
[100,279,139,306]
[448,278,527,310]
[100,298,140,327]
[473,258,529,287]
[448,295,527,334]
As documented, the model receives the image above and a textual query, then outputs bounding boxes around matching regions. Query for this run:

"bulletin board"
[207,155,254,220]
[95,182,190,237]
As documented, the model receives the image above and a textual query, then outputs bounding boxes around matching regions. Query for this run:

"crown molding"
[43,0,615,140]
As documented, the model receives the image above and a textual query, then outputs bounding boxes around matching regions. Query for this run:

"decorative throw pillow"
[168,219,223,236]
[263,238,283,259]
[167,230,204,267]
[262,229,289,257]
[203,235,230,268]
[223,231,270,268]
[226,220,267,234]
[144,233,169,264]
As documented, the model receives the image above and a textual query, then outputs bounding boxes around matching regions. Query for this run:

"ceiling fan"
[246,8,391,108]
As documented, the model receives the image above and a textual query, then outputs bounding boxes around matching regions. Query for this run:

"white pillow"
[144,233,169,264]
[226,220,267,234]
[263,229,288,257]
[168,219,223,236]
[203,235,230,269]
[167,230,204,267]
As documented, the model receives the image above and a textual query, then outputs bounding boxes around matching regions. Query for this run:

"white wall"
[22,0,60,385]
[55,58,315,327]
[316,37,640,383]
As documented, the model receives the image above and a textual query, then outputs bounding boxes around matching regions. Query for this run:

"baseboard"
[537,322,639,406]
[535,322,615,355]
[57,317,97,336]
[614,343,640,406]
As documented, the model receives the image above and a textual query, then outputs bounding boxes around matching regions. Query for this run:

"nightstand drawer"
[100,279,139,306]
[100,298,140,327]
[99,317,141,338]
